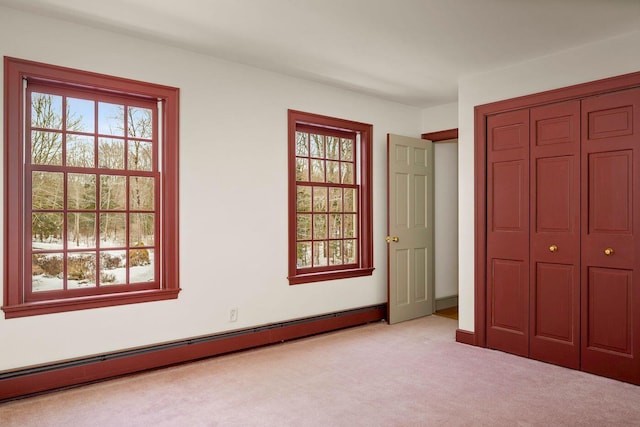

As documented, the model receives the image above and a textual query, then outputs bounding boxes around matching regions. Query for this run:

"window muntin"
[295,128,359,270]
[288,110,374,284]
[27,85,159,299]
[3,57,180,318]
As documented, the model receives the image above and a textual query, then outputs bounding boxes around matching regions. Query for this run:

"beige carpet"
[2,315,640,426]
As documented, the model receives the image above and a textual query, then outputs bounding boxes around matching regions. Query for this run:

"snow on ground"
[31,237,154,292]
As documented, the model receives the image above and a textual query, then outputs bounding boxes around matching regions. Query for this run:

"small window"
[3,57,180,318]
[288,110,374,284]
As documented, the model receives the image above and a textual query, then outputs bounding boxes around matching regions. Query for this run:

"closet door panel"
[581,88,640,385]
[530,101,581,369]
[486,109,529,357]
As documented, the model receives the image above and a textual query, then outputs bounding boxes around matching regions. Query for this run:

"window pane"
[100,250,126,285]
[67,213,96,249]
[130,176,155,211]
[344,188,357,212]
[127,107,152,139]
[313,187,327,212]
[67,97,95,132]
[98,138,125,169]
[32,171,64,209]
[327,161,340,183]
[67,135,95,167]
[344,239,357,264]
[98,102,124,136]
[31,131,62,165]
[329,240,343,266]
[100,213,127,247]
[295,132,309,156]
[100,175,127,210]
[329,188,342,212]
[326,136,340,160]
[130,248,154,283]
[296,186,311,212]
[297,214,311,240]
[296,158,309,181]
[329,214,342,239]
[67,252,97,288]
[32,212,64,250]
[296,242,312,268]
[32,253,64,292]
[310,159,325,182]
[313,241,328,267]
[128,140,153,171]
[313,214,327,239]
[341,138,353,161]
[310,134,324,158]
[130,213,155,246]
[341,162,354,184]
[31,93,62,130]
[67,173,96,210]
[344,214,357,238]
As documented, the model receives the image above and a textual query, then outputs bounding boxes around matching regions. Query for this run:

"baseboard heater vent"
[0,304,386,401]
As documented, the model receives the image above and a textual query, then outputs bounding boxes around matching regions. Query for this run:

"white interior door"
[387,134,434,324]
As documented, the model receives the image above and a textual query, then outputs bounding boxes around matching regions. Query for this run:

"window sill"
[288,268,374,285]
[2,288,181,319]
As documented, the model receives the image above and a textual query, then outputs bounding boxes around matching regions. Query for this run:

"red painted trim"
[455,329,475,346]
[421,128,458,142]
[287,110,374,285]
[474,105,487,349]
[474,70,640,349]
[2,289,180,319]
[288,268,375,285]
[0,305,385,402]
[2,57,180,318]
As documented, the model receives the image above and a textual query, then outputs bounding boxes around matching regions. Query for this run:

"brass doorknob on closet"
[604,247,615,256]
[386,236,399,243]
[549,244,558,253]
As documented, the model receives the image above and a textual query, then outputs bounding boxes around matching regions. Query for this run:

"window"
[3,57,180,318]
[288,110,373,284]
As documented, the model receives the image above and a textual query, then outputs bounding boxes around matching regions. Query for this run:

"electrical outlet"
[229,308,238,322]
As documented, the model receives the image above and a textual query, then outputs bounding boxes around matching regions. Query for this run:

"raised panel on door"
[529,101,580,369]
[486,109,529,356]
[581,88,640,385]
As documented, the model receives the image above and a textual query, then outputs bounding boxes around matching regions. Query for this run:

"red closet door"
[529,101,581,369]
[581,88,640,385]
[486,109,530,357]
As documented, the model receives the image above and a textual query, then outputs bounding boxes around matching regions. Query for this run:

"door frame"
[473,70,640,347]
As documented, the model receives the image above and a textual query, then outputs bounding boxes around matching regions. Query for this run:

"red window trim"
[287,109,374,285]
[3,57,180,318]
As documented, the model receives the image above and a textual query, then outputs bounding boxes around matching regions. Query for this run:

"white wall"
[421,102,458,133]
[457,30,640,331]
[422,103,458,302]
[432,140,458,301]
[0,7,423,370]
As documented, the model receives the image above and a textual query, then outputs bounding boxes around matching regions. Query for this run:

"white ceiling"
[2,0,639,107]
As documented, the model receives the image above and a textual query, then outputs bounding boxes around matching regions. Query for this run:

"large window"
[288,110,373,284]
[3,57,180,318]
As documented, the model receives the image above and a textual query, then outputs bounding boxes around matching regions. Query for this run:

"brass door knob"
[604,247,614,256]
[549,244,558,253]
[385,236,399,243]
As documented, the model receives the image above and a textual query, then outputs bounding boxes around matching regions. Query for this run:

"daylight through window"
[3,57,180,318]
[288,110,373,284]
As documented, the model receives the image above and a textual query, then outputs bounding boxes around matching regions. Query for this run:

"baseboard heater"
[0,304,386,402]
